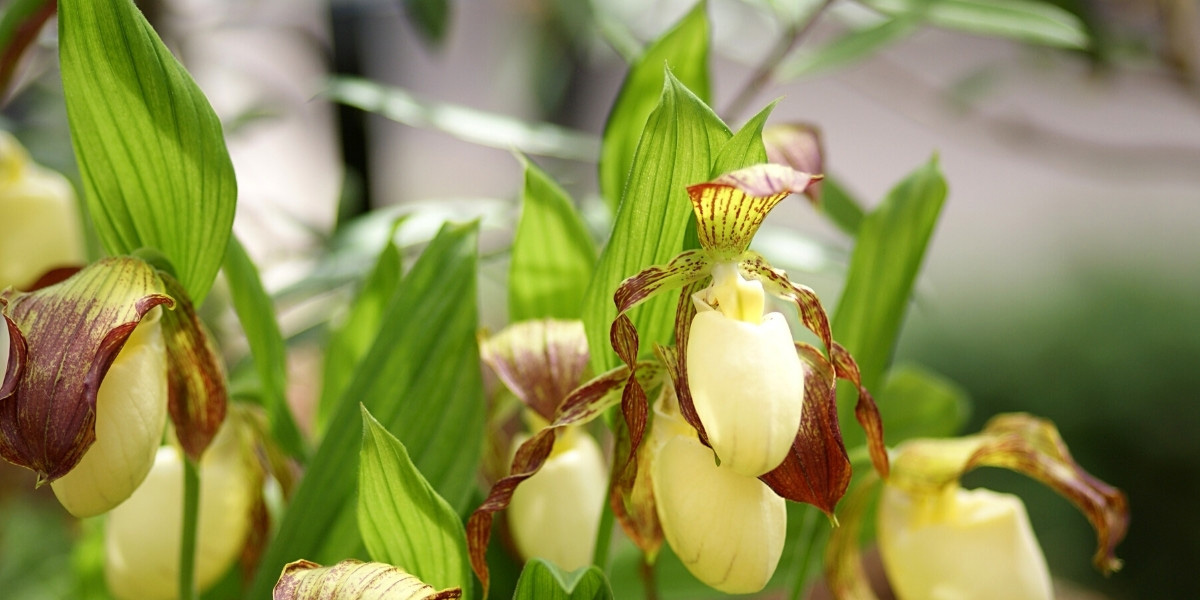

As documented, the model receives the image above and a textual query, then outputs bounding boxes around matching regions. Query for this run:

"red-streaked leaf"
[609,407,663,561]
[159,272,227,460]
[759,343,851,516]
[889,414,1129,575]
[0,257,172,482]
[686,164,818,260]
[479,319,590,421]
[273,559,461,600]
[466,362,658,596]
[762,123,824,203]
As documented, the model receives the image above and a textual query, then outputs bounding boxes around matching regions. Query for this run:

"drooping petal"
[273,560,461,600]
[507,427,607,571]
[762,123,824,203]
[759,343,851,516]
[650,406,786,594]
[479,319,590,421]
[0,257,173,483]
[466,361,659,596]
[888,414,1129,575]
[878,485,1053,600]
[159,272,228,460]
[51,307,168,517]
[686,163,818,260]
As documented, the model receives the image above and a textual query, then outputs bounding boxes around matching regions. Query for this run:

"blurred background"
[2,0,1198,598]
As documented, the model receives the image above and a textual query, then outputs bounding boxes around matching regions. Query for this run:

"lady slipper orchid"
[273,559,462,600]
[506,424,607,571]
[878,483,1053,600]
[818,414,1129,600]
[105,411,262,600]
[0,132,86,291]
[0,258,173,515]
[687,261,805,477]
[649,387,786,594]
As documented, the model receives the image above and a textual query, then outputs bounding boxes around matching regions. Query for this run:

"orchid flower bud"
[51,306,169,517]
[105,414,261,600]
[0,132,85,291]
[507,424,607,572]
[878,482,1053,600]
[686,262,805,477]
[650,396,786,594]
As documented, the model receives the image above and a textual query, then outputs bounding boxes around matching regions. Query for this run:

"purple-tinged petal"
[763,123,824,203]
[687,164,820,260]
[479,319,589,421]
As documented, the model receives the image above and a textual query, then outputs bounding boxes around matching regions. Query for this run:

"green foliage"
[223,236,307,459]
[359,406,471,598]
[833,156,948,447]
[876,364,969,443]
[598,2,710,213]
[780,14,920,79]
[512,559,613,600]
[316,233,404,435]
[508,157,597,321]
[249,223,484,598]
[859,0,1088,49]
[401,0,450,47]
[58,0,236,304]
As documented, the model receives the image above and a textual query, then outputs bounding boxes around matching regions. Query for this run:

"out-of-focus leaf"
[876,363,969,443]
[581,72,729,373]
[832,156,947,445]
[359,406,470,598]
[316,235,403,436]
[401,0,449,47]
[511,559,613,600]
[508,157,596,321]
[778,14,919,79]
[598,1,709,213]
[860,0,1088,49]
[327,77,599,162]
[58,0,236,304]
[818,175,866,237]
[250,223,483,598]
[223,236,307,460]
[273,560,462,600]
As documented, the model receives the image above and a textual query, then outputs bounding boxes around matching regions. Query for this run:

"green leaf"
[832,156,947,443]
[359,405,470,597]
[860,0,1088,49]
[818,175,866,237]
[58,0,236,304]
[598,1,709,213]
[581,72,729,373]
[316,235,404,436]
[402,0,450,47]
[779,14,919,79]
[223,236,307,460]
[876,363,969,443]
[511,559,613,600]
[508,157,597,322]
[710,102,772,176]
[250,222,484,598]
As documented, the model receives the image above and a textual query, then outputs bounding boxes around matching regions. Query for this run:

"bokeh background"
[2,0,1197,598]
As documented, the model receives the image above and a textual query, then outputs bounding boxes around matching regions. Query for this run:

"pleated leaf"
[223,236,307,460]
[508,158,596,322]
[249,223,483,598]
[832,157,947,450]
[511,559,613,600]
[58,0,236,304]
[598,1,709,212]
[359,406,470,598]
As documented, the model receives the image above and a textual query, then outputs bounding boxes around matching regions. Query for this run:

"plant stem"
[591,497,615,571]
[641,557,659,600]
[179,455,201,600]
[723,0,837,122]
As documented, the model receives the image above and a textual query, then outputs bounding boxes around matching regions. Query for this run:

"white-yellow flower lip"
[878,483,1053,600]
[506,425,607,572]
[686,263,804,477]
[51,306,168,517]
[650,402,786,594]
